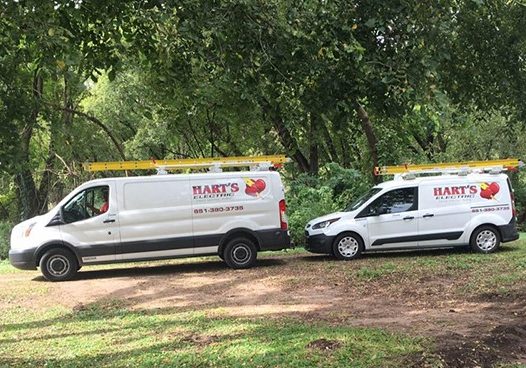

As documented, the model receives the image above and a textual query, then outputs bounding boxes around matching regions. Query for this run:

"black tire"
[39,248,78,281]
[471,226,501,253]
[223,237,257,269]
[332,232,364,260]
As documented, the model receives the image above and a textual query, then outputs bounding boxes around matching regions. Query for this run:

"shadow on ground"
[32,258,286,282]
[300,244,517,263]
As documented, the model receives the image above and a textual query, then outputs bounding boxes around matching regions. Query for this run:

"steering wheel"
[63,208,84,223]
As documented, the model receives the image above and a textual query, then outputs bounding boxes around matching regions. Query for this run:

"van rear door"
[417,182,472,247]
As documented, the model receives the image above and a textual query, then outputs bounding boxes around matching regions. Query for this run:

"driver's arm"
[86,202,100,215]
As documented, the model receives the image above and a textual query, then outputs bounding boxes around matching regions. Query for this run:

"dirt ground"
[3,249,526,367]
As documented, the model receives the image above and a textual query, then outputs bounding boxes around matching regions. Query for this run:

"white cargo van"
[9,171,290,281]
[305,173,519,259]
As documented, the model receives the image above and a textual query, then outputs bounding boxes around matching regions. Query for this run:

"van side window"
[358,187,417,217]
[62,186,110,223]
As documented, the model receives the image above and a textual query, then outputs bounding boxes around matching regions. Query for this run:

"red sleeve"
[99,202,109,214]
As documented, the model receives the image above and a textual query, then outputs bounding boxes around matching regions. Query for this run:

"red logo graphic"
[480,182,499,200]
[243,178,266,197]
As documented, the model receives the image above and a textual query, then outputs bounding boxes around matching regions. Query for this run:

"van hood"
[16,215,44,228]
[307,211,346,229]
[14,211,57,232]
[306,208,363,229]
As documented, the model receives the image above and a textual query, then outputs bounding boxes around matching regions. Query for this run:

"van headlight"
[312,218,340,230]
[24,223,36,238]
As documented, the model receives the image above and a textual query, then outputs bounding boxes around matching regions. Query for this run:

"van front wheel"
[333,233,363,260]
[223,238,257,269]
[39,248,78,281]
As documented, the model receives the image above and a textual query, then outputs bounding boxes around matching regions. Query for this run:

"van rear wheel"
[39,248,78,281]
[223,238,257,269]
[471,226,500,253]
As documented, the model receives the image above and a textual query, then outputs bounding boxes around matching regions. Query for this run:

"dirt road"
[2,247,526,367]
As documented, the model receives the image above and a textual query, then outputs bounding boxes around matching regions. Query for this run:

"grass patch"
[356,262,397,281]
[0,304,425,368]
[0,280,49,304]
[0,259,19,274]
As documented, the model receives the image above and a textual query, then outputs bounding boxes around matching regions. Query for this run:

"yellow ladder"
[83,155,290,172]
[374,158,522,176]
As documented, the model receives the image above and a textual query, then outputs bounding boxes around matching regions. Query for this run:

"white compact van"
[9,171,290,280]
[305,173,519,259]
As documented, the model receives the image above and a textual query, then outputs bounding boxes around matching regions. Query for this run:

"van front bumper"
[8,248,37,270]
[305,233,334,254]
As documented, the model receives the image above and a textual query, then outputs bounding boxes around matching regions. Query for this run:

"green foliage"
[286,163,370,246]
[513,174,526,231]
[1,0,526,230]
[0,222,12,260]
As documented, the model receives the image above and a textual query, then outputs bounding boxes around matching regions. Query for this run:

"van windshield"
[344,187,382,212]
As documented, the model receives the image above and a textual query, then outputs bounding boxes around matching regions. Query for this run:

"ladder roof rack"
[374,158,523,178]
[83,155,291,174]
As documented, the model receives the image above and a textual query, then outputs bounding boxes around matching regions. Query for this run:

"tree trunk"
[320,122,338,163]
[37,96,64,213]
[354,102,380,183]
[16,73,43,219]
[309,115,319,174]
[261,99,310,172]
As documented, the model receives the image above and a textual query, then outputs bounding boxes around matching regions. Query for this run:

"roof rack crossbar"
[83,155,291,173]
[376,159,522,177]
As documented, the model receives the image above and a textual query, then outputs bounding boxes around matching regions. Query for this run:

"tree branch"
[58,106,126,160]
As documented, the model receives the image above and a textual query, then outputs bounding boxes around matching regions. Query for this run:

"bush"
[0,221,12,260]
[285,163,371,246]
[514,178,526,231]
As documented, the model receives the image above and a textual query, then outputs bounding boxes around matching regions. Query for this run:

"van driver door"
[357,187,420,249]
[59,183,118,264]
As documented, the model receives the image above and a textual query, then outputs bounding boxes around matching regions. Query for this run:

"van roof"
[376,173,509,189]
[83,170,280,185]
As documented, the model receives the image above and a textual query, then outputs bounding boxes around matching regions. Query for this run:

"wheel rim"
[232,244,251,265]
[338,236,359,258]
[47,255,70,277]
[476,230,497,251]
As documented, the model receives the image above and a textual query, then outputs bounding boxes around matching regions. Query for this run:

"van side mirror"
[47,209,65,226]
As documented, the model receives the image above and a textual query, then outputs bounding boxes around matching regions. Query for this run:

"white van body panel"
[9,171,290,271]
[321,213,368,246]
[191,174,280,237]
[305,173,518,254]
[10,214,57,251]
[115,176,194,260]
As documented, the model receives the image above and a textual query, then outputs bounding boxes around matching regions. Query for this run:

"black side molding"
[372,231,463,246]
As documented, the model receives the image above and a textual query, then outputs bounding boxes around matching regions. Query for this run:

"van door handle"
[403,216,414,220]
[103,219,116,223]
[423,214,434,218]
